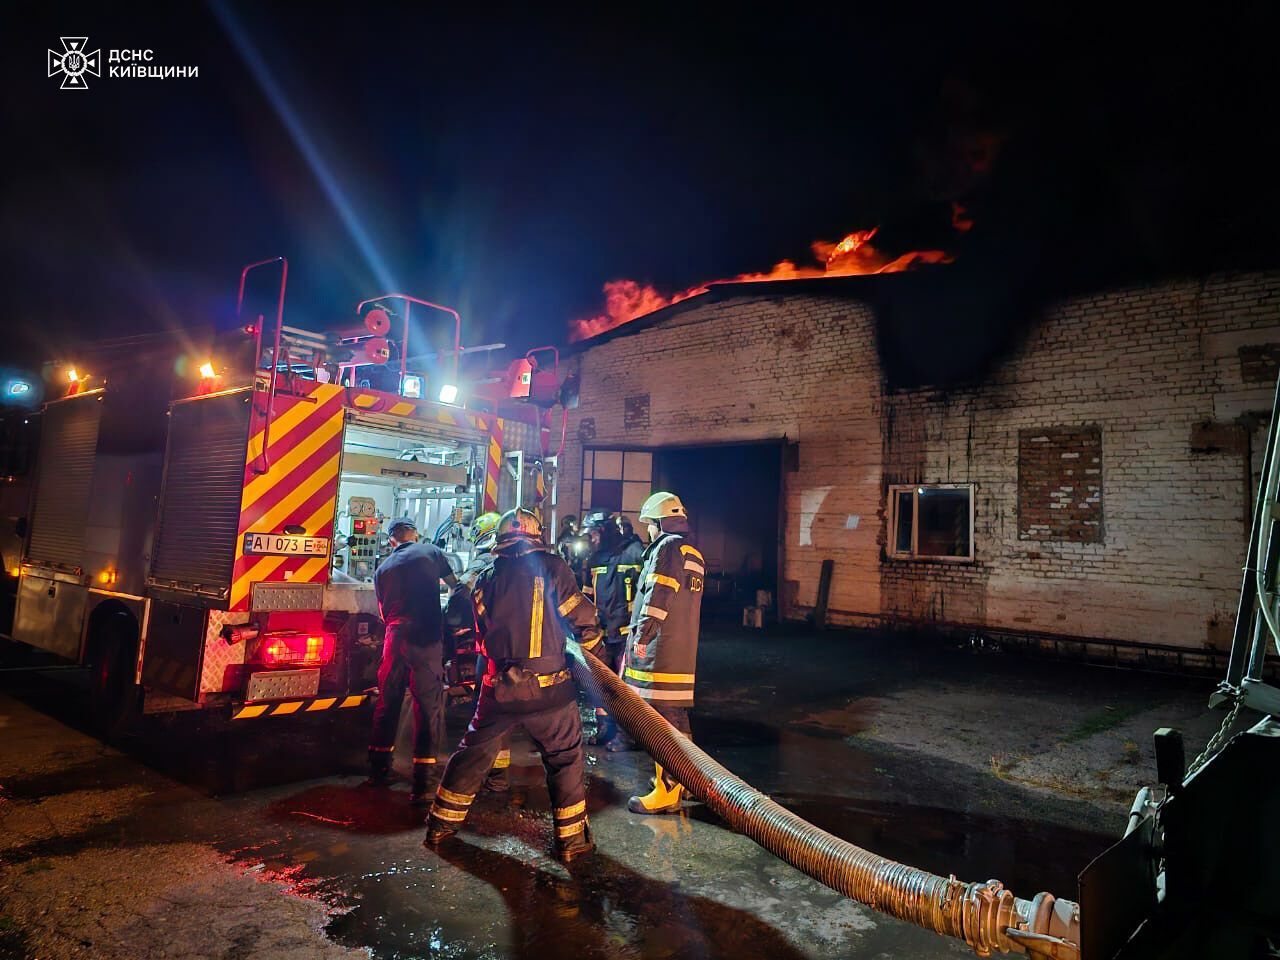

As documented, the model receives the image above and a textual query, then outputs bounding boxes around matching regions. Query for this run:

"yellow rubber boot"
[627,764,684,815]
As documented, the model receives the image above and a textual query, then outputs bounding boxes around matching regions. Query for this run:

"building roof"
[566,270,933,353]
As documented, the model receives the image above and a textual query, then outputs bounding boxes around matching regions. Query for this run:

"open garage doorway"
[579,442,783,620]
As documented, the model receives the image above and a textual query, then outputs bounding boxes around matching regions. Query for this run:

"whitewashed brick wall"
[559,271,1280,651]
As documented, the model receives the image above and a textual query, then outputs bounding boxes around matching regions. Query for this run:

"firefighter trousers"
[369,634,445,764]
[430,690,588,842]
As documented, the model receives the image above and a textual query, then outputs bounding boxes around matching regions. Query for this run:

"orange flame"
[571,226,952,341]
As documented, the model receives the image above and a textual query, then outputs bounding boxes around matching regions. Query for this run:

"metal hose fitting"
[569,644,1081,959]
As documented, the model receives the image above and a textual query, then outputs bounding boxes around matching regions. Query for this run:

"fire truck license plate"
[242,533,331,557]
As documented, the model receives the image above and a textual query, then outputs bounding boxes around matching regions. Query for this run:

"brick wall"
[560,271,1280,651]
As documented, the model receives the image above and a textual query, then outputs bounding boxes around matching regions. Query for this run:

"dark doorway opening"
[652,443,781,621]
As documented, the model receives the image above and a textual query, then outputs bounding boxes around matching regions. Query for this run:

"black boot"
[483,766,509,794]
[555,823,595,864]
[363,748,393,787]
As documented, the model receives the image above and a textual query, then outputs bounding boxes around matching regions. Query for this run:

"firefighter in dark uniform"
[580,511,645,747]
[623,492,705,814]
[367,517,458,805]
[426,508,605,862]
[443,511,510,791]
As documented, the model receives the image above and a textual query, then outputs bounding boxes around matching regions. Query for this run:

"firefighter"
[426,508,605,863]
[367,517,459,806]
[581,511,645,747]
[443,511,511,791]
[623,492,705,815]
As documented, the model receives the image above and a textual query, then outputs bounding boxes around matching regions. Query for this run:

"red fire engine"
[4,258,570,729]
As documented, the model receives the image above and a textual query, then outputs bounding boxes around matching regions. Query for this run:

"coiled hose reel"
[568,643,1080,959]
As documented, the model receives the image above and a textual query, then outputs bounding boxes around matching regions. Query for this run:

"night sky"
[4,5,1280,375]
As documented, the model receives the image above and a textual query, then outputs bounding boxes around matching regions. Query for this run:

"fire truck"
[3,259,572,730]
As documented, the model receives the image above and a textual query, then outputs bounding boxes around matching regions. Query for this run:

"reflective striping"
[640,605,668,620]
[387,401,416,416]
[246,386,341,463]
[558,593,584,616]
[679,544,704,561]
[556,820,587,838]
[241,407,345,510]
[634,687,695,701]
[353,394,378,408]
[413,757,438,765]
[436,785,476,806]
[307,697,338,711]
[233,704,269,719]
[648,573,681,592]
[684,561,705,575]
[431,805,468,822]
[231,457,342,607]
[554,800,586,819]
[339,695,365,708]
[530,576,544,659]
[625,667,696,684]
[582,636,601,650]
[272,701,303,715]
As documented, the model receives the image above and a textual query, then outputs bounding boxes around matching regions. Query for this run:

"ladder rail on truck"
[5,272,557,729]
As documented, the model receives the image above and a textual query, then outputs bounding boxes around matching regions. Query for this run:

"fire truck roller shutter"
[150,391,252,595]
[25,392,102,571]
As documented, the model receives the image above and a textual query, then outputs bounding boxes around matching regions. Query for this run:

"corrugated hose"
[568,643,1081,960]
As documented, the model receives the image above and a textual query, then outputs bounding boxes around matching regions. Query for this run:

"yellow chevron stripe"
[247,384,341,462]
[272,701,302,715]
[388,401,415,416]
[306,698,337,711]
[354,393,377,408]
[339,695,364,708]
[292,555,330,585]
[231,479,342,607]
[233,704,269,719]
[242,407,344,511]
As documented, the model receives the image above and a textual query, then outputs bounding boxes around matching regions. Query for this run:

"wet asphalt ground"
[0,626,1217,959]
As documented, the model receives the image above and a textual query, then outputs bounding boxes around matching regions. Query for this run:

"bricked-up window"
[1018,427,1103,542]
[887,484,974,561]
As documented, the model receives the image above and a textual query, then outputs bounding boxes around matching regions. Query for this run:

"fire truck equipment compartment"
[25,392,102,572]
[150,390,252,597]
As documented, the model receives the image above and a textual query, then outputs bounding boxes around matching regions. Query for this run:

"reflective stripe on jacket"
[586,537,646,643]
[473,535,604,675]
[624,528,703,706]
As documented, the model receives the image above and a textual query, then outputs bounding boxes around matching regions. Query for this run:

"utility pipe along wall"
[568,644,1081,960]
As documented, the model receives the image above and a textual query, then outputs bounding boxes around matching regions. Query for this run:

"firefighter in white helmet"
[622,491,705,814]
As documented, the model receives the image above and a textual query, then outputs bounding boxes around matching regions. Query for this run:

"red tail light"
[258,632,335,667]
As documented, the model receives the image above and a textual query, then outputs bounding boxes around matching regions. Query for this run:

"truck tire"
[89,618,141,737]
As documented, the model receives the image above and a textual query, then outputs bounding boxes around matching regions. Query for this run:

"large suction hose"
[568,644,1081,960]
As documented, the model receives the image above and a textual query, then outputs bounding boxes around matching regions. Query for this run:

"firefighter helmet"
[581,511,614,533]
[497,507,543,539]
[638,492,686,523]
[471,511,502,544]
